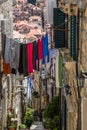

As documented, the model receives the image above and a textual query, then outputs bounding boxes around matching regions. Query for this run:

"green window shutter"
[70,16,77,61]
[58,56,63,87]
[53,8,68,48]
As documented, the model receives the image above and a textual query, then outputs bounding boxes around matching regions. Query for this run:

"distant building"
[15,0,27,4]
[29,16,42,26]
[33,6,42,16]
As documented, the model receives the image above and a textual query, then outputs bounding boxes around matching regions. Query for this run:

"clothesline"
[13,32,47,43]
[2,32,49,76]
[13,37,38,43]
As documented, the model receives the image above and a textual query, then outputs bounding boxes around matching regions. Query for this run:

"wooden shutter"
[53,8,68,48]
[70,16,77,61]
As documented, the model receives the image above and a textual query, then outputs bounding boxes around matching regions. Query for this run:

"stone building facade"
[79,4,87,130]
[0,0,13,129]
[0,0,13,37]
[62,55,78,130]
[56,0,87,130]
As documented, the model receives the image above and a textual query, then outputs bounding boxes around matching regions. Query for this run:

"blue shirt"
[42,33,49,64]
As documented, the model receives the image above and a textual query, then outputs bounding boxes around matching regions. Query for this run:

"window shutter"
[53,8,68,48]
[70,16,77,61]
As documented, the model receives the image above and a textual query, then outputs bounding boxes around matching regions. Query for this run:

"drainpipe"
[77,8,82,130]
[59,88,62,130]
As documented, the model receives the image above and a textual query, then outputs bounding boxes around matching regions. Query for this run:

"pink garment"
[27,43,33,73]
[38,39,42,59]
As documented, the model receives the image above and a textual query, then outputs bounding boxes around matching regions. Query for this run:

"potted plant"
[19,124,26,130]
[43,96,59,130]
[8,123,16,130]
[24,107,35,128]
[7,113,13,129]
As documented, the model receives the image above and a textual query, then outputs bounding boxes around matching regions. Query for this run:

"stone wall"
[0,0,13,129]
[0,0,13,37]
[63,60,78,130]
[80,10,87,72]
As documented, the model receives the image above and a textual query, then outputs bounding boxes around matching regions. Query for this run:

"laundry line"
[13,32,47,43]
[13,37,38,43]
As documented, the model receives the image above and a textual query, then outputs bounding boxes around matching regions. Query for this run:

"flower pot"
[9,128,15,130]
[9,124,16,130]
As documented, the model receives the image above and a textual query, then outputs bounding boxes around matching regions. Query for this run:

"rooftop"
[29,15,42,22]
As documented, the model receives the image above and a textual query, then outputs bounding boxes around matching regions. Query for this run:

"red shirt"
[38,39,42,60]
[27,43,33,73]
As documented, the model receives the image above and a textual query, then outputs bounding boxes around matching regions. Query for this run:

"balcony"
[0,0,8,5]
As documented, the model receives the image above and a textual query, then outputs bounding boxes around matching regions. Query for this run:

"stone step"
[30,121,44,130]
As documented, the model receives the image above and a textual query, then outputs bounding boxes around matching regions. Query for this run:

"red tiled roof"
[29,16,42,22]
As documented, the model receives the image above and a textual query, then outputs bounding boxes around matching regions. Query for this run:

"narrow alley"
[0,0,87,130]
[30,122,44,130]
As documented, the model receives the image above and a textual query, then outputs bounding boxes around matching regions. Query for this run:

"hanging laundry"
[37,39,43,69]
[18,44,28,75]
[23,44,28,76]
[18,44,23,74]
[42,33,49,64]
[27,43,33,73]
[10,40,20,70]
[27,83,32,100]
[1,33,6,59]
[42,35,45,64]
[4,36,11,64]
[45,33,49,63]
[38,39,42,60]
[32,41,38,70]
[27,77,33,100]
[29,77,33,90]
[49,48,56,77]
[3,60,12,74]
